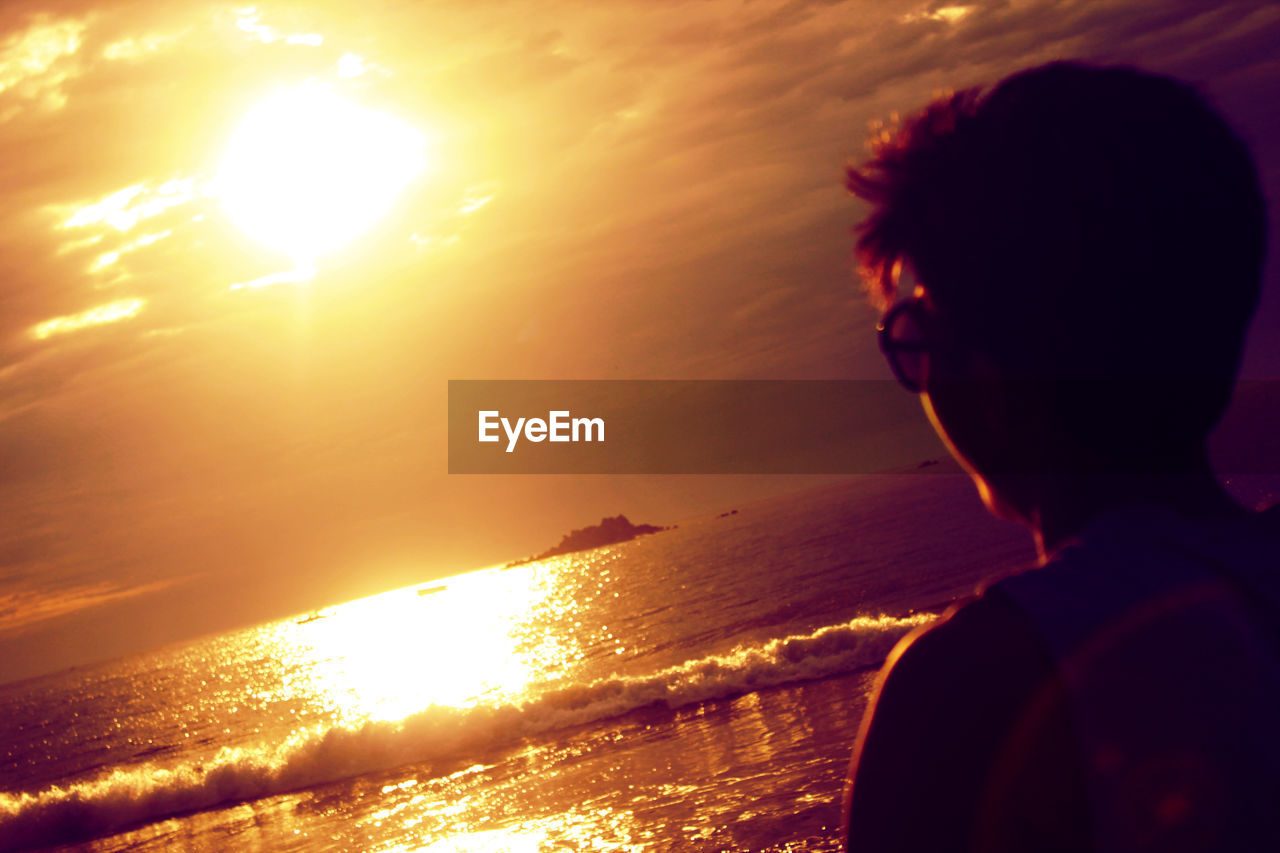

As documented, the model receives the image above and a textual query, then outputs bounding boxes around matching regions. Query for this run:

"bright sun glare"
[217,84,426,265]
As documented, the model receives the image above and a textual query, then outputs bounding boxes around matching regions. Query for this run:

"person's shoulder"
[871,587,1057,746]
[846,585,1074,850]
[884,589,1049,690]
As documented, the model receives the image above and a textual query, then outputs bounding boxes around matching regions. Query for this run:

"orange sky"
[0,0,1277,682]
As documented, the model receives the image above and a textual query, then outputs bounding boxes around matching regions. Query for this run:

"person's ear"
[921,348,1036,524]
[921,345,1009,469]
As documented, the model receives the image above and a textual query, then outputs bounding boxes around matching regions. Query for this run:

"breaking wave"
[0,612,933,851]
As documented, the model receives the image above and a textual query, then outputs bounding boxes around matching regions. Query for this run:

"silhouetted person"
[843,62,1279,852]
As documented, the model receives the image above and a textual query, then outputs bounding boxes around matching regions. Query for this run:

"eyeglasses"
[877,297,930,393]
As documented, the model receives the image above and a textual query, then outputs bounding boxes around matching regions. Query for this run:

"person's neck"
[1029,447,1244,563]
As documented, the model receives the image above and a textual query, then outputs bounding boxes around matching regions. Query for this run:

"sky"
[0,0,1277,683]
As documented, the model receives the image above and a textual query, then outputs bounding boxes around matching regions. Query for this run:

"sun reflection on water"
[252,562,583,724]
[403,827,545,853]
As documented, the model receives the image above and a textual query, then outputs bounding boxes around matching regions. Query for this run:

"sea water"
[0,472,1183,851]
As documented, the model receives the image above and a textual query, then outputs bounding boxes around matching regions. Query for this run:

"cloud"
[0,576,182,637]
[29,297,145,340]
[0,15,85,117]
[100,28,187,61]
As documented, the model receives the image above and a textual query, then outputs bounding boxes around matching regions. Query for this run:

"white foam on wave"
[0,612,934,851]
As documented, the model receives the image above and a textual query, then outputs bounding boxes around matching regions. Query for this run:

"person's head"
[848,61,1267,520]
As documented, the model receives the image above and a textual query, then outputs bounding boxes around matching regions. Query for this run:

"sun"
[216,84,426,265]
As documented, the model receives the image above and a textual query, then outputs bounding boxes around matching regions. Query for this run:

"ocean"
[6,472,1267,852]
